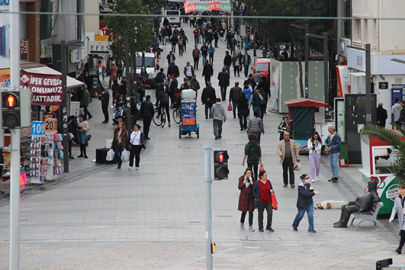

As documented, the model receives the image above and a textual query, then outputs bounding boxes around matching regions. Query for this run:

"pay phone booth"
[359,131,405,216]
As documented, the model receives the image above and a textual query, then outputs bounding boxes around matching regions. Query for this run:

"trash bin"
[96,148,117,164]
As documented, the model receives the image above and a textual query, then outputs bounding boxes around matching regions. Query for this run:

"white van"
[165,10,181,27]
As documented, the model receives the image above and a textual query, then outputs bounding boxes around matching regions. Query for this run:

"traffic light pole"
[10,0,21,268]
[204,145,213,270]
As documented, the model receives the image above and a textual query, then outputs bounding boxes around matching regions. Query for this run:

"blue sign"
[31,121,45,136]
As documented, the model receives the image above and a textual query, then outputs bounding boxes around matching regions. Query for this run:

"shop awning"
[22,66,85,89]
[283,98,328,108]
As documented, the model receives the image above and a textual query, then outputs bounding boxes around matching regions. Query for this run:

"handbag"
[271,192,278,210]
[294,162,301,171]
[227,102,232,111]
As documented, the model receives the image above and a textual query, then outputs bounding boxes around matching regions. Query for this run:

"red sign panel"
[20,71,65,106]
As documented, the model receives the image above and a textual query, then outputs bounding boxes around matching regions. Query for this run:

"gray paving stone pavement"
[0,22,404,269]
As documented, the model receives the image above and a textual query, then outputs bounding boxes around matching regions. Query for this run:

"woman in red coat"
[238,168,256,232]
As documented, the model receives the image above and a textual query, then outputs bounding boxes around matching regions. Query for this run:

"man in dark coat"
[100,89,110,124]
[223,51,232,78]
[140,95,154,140]
[202,60,213,87]
[201,82,216,119]
[376,102,388,128]
[167,61,180,78]
[218,67,230,101]
[167,51,176,67]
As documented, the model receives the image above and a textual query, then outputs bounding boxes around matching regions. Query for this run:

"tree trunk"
[287,28,304,98]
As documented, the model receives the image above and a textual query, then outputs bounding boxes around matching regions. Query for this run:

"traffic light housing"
[213,150,229,180]
[1,91,20,129]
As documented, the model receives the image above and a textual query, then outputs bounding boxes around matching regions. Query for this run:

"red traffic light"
[214,151,228,164]
[218,153,224,163]
[2,93,19,109]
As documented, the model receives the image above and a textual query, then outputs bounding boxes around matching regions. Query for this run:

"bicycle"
[153,107,166,127]
[173,107,181,124]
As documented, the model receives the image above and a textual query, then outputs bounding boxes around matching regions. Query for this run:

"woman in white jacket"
[307,132,322,183]
[389,183,405,254]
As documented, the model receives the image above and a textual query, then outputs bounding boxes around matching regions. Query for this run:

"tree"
[362,125,405,182]
[244,0,328,97]
[103,0,155,64]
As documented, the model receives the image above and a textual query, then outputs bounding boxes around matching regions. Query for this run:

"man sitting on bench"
[334,180,380,228]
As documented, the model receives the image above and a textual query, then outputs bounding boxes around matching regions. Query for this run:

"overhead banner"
[184,0,231,13]
[20,71,64,106]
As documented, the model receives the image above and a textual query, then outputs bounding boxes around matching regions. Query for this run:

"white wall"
[85,0,99,34]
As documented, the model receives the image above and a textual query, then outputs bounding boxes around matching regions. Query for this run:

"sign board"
[347,48,366,72]
[88,41,111,54]
[379,82,389,89]
[20,71,64,105]
[31,121,45,136]
[184,0,231,13]
[70,49,80,63]
[45,118,57,133]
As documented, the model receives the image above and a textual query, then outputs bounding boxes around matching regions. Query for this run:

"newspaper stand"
[179,100,199,139]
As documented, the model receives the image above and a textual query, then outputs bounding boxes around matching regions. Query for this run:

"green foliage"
[362,125,405,182]
[103,0,155,64]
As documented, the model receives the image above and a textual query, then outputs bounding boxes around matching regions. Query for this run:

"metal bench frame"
[350,202,384,231]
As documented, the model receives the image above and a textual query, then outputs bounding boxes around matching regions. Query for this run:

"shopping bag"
[121,149,129,162]
[259,164,264,171]
[106,149,115,161]
[227,102,232,111]
[294,162,301,171]
[271,192,278,210]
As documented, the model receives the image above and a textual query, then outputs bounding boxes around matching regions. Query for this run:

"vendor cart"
[359,131,405,216]
[179,100,199,139]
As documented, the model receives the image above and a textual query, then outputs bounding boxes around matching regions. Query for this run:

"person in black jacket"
[140,95,154,140]
[218,67,230,101]
[201,82,216,119]
[223,51,232,78]
[167,61,180,78]
[157,90,171,127]
[100,89,110,124]
[292,174,319,233]
[202,60,213,87]
[376,102,388,128]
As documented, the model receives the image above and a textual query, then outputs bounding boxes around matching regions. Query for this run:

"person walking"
[277,132,300,188]
[241,51,251,77]
[170,35,178,54]
[167,51,176,67]
[392,98,402,126]
[169,74,178,107]
[292,174,319,233]
[183,62,195,81]
[242,133,263,181]
[237,92,249,130]
[223,51,232,78]
[161,27,168,45]
[201,43,208,64]
[218,67,230,101]
[76,114,90,158]
[232,52,240,77]
[210,98,226,139]
[178,35,184,56]
[253,171,274,233]
[229,82,242,119]
[202,60,213,87]
[249,89,264,118]
[109,61,117,88]
[128,124,145,170]
[193,27,199,45]
[167,61,180,78]
[100,88,109,124]
[376,102,388,128]
[111,121,128,169]
[208,44,215,64]
[190,75,200,98]
[139,95,154,140]
[308,132,322,183]
[325,125,341,183]
[80,86,93,120]
[247,111,264,144]
[192,45,201,70]
[389,183,405,254]
[183,33,188,52]
[213,29,219,47]
[278,116,290,140]
[201,82,216,119]
[238,168,256,232]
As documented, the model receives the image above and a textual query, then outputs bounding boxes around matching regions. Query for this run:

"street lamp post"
[124,28,138,130]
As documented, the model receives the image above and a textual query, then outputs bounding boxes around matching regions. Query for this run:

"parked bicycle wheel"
[173,109,181,124]
[153,108,162,126]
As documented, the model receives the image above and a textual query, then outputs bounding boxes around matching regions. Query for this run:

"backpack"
[247,142,260,161]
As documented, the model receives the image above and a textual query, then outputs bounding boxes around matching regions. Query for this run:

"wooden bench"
[350,202,384,231]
